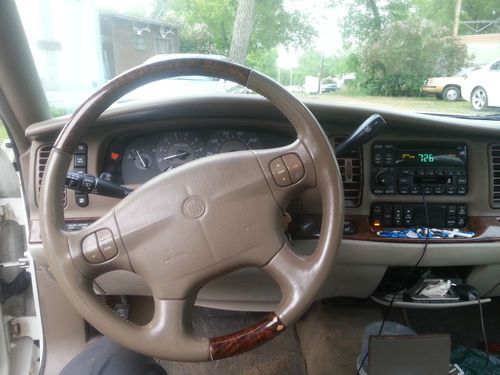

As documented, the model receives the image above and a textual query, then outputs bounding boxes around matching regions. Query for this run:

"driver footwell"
[159,307,307,375]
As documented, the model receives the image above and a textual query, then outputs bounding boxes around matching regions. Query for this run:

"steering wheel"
[39,56,344,361]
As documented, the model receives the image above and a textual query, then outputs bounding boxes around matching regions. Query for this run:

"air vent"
[490,144,500,208]
[35,145,66,206]
[332,136,363,207]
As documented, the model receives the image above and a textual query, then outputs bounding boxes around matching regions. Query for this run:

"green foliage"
[340,0,412,48]
[0,122,8,142]
[290,51,359,86]
[357,20,470,96]
[334,0,474,96]
[161,0,315,76]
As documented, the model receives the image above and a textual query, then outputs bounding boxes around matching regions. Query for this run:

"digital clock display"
[397,146,465,166]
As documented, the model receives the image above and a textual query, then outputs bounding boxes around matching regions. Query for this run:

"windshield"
[15,0,500,117]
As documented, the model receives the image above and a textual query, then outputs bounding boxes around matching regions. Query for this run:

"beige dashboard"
[22,95,500,310]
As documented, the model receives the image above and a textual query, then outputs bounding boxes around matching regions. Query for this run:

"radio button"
[373,153,383,165]
[425,170,433,175]
[384,153,395,165]
[457,186,467,195]
[373,188,384,194]
[384,187,396,194]
[416,169,425,176]
[410,186,421,194]
[373,144,383,150]
[422,186,432,194]
[399,176,409,184]
[446,186,456,194]
[399,186,409,194]
[434,186,444,194]
[434,170,441,175]
[457,176,467,185]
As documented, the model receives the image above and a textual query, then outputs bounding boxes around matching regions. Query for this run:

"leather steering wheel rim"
[39,56,344,361]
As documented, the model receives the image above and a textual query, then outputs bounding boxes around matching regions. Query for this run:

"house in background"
[100,13,179,79]
[457,33,500,66]
[16,0,104,108]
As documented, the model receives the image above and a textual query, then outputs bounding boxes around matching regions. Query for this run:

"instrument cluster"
[103,129,290,185]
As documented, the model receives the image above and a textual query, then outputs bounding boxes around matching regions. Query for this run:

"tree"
[332,0,472,96]
[357,20,470,96]
[229,0,257,64]
[157,0,315,75]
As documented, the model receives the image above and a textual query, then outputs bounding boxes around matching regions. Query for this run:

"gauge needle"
[136,150,147,168]
[163,151,189,161]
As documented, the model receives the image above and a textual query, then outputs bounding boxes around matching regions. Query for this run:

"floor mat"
[296,300,383,375]
[160,307,307,375]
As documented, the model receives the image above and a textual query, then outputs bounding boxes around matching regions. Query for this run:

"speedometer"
[206,130,262,155]
[156,131,205,172]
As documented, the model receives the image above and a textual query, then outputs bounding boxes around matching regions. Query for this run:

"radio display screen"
[395,146,466,166]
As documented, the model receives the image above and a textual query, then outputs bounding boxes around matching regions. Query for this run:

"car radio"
[371,143,467,195]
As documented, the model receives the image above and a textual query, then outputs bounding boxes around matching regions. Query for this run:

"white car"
[461,59,500,111]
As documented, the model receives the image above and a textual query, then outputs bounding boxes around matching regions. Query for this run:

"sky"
[95,0,344,69]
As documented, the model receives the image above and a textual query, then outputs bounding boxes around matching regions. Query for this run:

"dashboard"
[23,95,500,310]
[103,129,291,185]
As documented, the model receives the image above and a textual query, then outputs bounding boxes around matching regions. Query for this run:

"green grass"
[297,92,499,116]
[0,122,8,142]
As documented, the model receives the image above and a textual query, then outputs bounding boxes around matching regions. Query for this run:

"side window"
[490,61,500,71]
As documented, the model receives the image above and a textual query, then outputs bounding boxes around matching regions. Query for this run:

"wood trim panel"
[209,313,285,360]
[289,215,500,243]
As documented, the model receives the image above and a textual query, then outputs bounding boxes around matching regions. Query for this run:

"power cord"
[356,193,431,374]
[475,294,490,371]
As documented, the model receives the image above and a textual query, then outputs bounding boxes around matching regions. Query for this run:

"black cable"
[356,193,431,374]
[476,295,490,370]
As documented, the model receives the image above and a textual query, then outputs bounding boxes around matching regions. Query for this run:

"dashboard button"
[457,205,467,216]
[73,167,86,174]
[75,193,89,207]
[446,186,456,194]
[74,154,87,168]
[446,217,457,227]
[269,157,291,187]
[447,205,457,215]
[457,186,467,195]
[457,217,466,227]
[75,143,88,155]
[282,153,304,183]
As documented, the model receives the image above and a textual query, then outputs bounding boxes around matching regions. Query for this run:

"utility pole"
[317,52,325,94]
[453,0,462,37]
